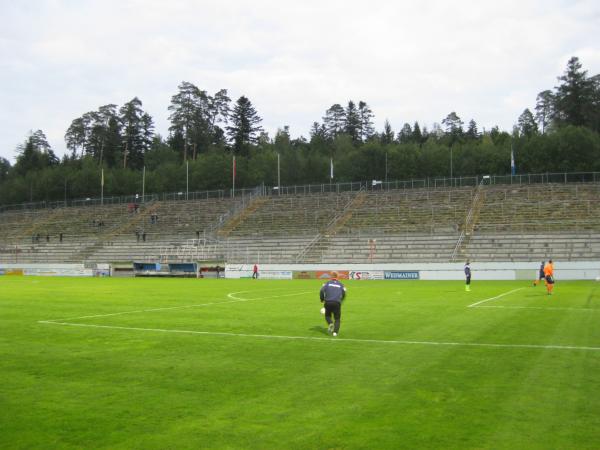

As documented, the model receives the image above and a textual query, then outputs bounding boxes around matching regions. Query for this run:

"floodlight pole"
[142,166,145,203]
[450,145,453,185]
[277,153,281,194]
[385,151,388,183]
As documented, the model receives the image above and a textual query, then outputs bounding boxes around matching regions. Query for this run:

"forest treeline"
[1,57,599,205]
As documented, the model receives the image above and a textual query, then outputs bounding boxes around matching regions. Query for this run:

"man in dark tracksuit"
[533,261,545,286]
[464,261,471,292]
[320,272,346,337]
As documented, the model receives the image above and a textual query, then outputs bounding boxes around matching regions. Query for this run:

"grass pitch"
[2,276,600,449]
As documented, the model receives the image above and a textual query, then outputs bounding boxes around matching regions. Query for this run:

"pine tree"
[119,97,152,169]
[14,130,58,175]
[553,56,594,128]
[398,123,412,143]
[535,90,554,134]
[344,101,361,142]
[323,104,346,138]
[412,122,423,144]
[442,112,464,143]
[380,119,394,145]
[517,109,539,137]
[358,101,375,141]
[168,81,206,161]
[466,119,479,140]
[226,96,264,155]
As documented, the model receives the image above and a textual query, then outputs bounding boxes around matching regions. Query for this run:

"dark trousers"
[465,275,471,285]
[324,301,341,333]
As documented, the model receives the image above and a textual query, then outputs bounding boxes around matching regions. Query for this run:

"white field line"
[227,290,313,301]
[36,320,600,352]
[468,288,525,308]
[45,290,312,323]
[476,305,599,312]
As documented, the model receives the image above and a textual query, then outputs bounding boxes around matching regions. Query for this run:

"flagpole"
[277,153,280,195]
[101,168,104,205]
[511,143,516,176]
[450,145,453,185]
[186,161,189,200]
[142,166,145,203]
[385,151,388,183]
[232,155,236,198]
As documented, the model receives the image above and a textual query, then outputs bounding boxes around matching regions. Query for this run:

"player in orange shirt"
[543,259,554,295]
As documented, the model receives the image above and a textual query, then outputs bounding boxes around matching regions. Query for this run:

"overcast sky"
[1,0,599,162]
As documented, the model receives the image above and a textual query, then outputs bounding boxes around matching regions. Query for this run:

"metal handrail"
[451,178,486,261]
[3,171,600,213]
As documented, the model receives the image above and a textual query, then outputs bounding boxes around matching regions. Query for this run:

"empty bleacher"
[2,181,600,264]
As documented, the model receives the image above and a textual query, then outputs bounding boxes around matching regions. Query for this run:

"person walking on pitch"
[544,259,555,295]
[533,261,545,286]
[320,272,346,337]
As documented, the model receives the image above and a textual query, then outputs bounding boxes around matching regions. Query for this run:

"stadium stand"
[2,180,600,265]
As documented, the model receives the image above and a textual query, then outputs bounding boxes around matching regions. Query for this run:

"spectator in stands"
[46,234,49,242]
[142,232,146,242]
[464,261,471,292]
[533,261,545,286]
[135,230,140,242]
[544,260,555,295]
[320,271,346,337]
[59,233,63,243]
[252,263,259,279]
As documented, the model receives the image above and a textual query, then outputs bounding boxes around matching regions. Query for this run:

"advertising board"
[349,271,384,280]
[384,271,420,280]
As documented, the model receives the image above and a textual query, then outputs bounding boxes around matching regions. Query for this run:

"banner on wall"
[292,270,350,280]
[384,271,420,280]
[23,268,94,277]
[259,270,293,280]
[316,270,349,280]
[349,271,384,280]
[293,271,317,279]
[5,269,24,276]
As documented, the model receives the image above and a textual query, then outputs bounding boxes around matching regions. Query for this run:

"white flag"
[330,158,334,179]
[511,145,516,176]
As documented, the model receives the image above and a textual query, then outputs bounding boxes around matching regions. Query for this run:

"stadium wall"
[1,261,599,280]
[0,263,99,277]
[225,262,600,281]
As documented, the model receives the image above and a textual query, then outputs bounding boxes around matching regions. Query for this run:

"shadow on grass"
[310,325,329,335]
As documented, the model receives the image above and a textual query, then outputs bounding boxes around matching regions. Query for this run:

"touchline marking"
[37,320,600,352]
[476,305,599,312]
[468,288,525,308]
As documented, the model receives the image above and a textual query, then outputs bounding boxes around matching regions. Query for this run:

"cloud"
[1,0,599,161]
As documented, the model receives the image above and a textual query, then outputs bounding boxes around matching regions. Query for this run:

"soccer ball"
[320,307,326,315]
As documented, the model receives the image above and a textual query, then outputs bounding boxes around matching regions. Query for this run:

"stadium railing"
[2,171,600,214]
